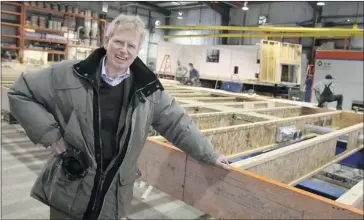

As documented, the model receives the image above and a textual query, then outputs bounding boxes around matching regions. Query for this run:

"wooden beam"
[138,138,364,219]
[189,112,269,130]
[254,106,304,118]
[168,92,214,97]
[181,101,276,109]
[176,97,237,103]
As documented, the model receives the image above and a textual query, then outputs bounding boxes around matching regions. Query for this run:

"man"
[7,14,230,220]
[314,74,343,110]
[187,63,200,86]
[175,60,188,83]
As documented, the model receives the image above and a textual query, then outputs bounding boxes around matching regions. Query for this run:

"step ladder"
[158,55,172,79]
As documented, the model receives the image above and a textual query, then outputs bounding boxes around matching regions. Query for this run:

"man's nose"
[120,43,127,53]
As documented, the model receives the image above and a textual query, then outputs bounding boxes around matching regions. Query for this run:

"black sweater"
[99,74,133,168]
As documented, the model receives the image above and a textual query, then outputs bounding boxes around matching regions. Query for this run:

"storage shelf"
[24,48,66,54]
[24,37,67,44]
[25,5,104,21]
[1,2,107,63]
[68,44,99,49]
[1,10,21,16]
[1,34,20,39]
[24,26,66,34]
[1,46,20,50]
[1,2,22,7]
[0,22,21,27]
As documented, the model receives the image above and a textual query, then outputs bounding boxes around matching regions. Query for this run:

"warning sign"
[317,60,331,69]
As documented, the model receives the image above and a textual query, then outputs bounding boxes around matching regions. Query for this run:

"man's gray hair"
[105,14,147,48]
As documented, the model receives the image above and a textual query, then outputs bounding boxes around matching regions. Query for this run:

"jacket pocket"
[43,156,84,215]
[42,109,91,217]
[117,168,141,218]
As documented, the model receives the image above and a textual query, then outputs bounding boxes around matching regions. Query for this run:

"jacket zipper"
[73,68,104,214]
[73,69,159,216]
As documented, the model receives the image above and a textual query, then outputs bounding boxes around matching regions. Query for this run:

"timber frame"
[1,74,363,219]
[140,79,364,219]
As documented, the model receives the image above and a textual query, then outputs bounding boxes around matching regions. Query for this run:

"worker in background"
[314,74,343,110]
[187,63,200,86]
[7,14,230,220]
[175,60,188,83]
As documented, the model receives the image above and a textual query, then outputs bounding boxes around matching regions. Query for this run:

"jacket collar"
[73,47,164,96]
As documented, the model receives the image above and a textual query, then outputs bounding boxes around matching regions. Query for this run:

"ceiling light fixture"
[177,11,183,19]
[242,1,249,11]
[317,2,325,6]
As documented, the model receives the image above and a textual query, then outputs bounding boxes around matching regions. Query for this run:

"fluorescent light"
[317,2,325,6]
[242,6,249,10]
[177,16,183,19]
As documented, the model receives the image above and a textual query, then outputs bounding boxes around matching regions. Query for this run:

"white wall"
[156,42,260,81]
[312,58,363,110]
[167,8,222,45]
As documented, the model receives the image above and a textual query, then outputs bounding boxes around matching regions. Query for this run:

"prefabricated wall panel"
[260,40,302,84]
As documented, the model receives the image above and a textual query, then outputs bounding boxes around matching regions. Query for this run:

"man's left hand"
[215,155,231,170]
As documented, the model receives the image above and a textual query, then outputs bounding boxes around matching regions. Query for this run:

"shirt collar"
[101,56,130,80]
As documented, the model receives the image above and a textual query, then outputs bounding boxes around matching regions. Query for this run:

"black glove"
[61,147,89,181]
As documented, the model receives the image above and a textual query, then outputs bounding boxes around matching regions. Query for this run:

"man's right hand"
[51,137,67,155]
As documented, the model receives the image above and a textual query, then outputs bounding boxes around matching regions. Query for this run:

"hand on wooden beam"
[214,155,231,170]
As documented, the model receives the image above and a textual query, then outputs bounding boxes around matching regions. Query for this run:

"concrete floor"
[0,121,212,219]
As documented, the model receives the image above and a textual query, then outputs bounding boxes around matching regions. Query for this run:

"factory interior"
[1,1,363,219]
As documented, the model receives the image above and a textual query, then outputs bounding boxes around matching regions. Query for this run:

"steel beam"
[163,32,363,38]
[156,25,363,33]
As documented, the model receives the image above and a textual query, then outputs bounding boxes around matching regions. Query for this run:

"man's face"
[104,29,141,72]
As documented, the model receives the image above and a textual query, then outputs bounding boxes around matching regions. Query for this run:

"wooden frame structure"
[1,75,363,219]
[260,40,302,84]
[139,79,364,219]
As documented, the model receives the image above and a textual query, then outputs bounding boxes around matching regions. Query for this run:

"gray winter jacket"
[7,48,219,219]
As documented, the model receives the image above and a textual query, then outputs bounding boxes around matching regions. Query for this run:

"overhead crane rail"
[156,25,363,38]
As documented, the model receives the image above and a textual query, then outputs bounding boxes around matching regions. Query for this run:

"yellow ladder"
[158,55,172,79]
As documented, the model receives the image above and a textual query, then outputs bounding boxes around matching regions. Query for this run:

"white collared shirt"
[101,56,130,86]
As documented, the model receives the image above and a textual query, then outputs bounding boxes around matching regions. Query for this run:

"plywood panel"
[255,106,303,118]
[202,111,341,156]
[245,139,338,183]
